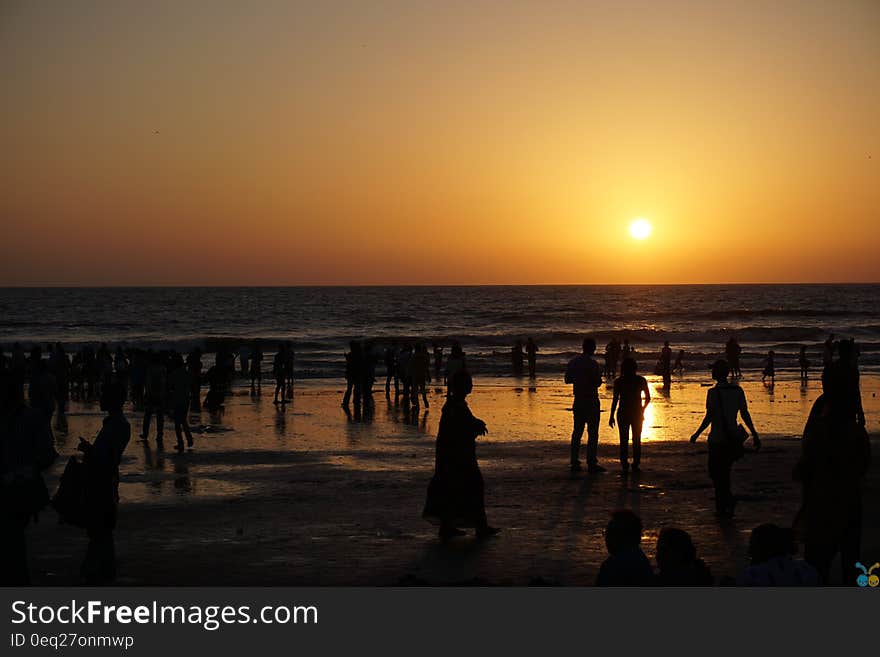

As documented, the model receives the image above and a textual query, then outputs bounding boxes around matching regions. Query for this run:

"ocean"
[1,284,878,379]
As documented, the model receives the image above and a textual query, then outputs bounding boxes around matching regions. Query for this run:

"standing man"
[565,337,605,473]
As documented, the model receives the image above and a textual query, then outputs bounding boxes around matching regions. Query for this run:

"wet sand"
[26,373,880,585]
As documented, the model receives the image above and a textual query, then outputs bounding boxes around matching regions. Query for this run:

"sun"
[629,218,652,240]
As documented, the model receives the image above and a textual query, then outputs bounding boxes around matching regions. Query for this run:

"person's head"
[452,342,463,358]
[449,370,473,400]
[621,357,638,378]
[582,337,597,355]
[837,338,853,363]
[100,382,126,413]
[656,527,697,573]
[604,510,643,555]
[711,359,730,383]
[664,340,670,347]
[748,524,795,565]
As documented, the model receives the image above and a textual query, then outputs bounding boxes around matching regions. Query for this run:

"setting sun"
[629,219,653,240]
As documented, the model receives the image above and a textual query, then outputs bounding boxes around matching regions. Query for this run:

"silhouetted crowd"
[0,332,873,586]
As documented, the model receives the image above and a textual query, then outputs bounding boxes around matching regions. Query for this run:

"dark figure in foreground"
[595,510,654,586]
[794,360,871,584]
[691,360,760,518]
[79,383,131,584]
[655,527,713,586]
[423,371,498,541]
[565,337,605,473]
[0,374,55,585]
[738,524,819,586]
[609,357,650,473]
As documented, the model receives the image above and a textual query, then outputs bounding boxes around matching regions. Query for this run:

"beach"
[25,372,880,586]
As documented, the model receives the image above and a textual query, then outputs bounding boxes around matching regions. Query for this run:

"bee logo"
[855,562,879,587]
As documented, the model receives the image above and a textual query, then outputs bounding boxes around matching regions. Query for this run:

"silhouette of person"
[422,370,498,541]
[725,336,742,378]
[690,359,760,517]
[186,348,202,412]
[28,347,57,427]
[284,342,295,399]
[168,354,194,452]
[272,344,287,405]
[658,341,672,387]
[444,342,466,394]
[397,343,413,406]
[606,338,621,377]
[798,346,810,383]
[140,351,166,444]
[737,524,820,586]
[250,341,263,391]
[762,350,775,385]
[526,337,538,379]
[835,339,865,427]
[621,339,632,361]
[794,363,871,584]
[433,342,444,381]
[609,357,650,473]
[655,527,713,586]
[673,349,685,375]
[0,373,55,585]
[78,382,131,584]
[342,341,361,409]
[511,340,524,377]
[565,337,604,473]
[384,342,398,401]
[410,343,431,409]
[360,342,375,416]
[595,510,654,586]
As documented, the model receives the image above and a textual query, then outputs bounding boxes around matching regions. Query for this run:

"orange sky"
[2,0,879,285]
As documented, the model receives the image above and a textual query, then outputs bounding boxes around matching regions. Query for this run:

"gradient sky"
[2,0,879,285]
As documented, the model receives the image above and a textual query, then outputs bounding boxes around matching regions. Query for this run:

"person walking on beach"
[794,359,871,584]
[78,382,130,584]
[609,357,650,473]
[396,343,413,406]
[272,344,287,405]
[690,360,760,517]
[410,343,431,409]
[526,337,538,379]
[798,346,810,383]
[511,340,525,377]
[422,370,498,541]
[168,354,194,452]
[249,341,263,392]
[674,349,685,375]
[140,351,166,445]
[565,337,605,473]
[284,342,295,399]
[725,336,742,378]
[433,343,443,382]
[341,341,362,410]
[762,350,776,385]
[658,341,672,388]
[384,342,398,401]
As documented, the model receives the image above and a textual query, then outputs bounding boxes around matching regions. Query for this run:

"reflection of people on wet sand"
[595,510,654,586]
[690,360,760,518]
[78,382,130,584]
[794,359,871,584]
[565,337,605,473]
[609,358,650,473]
[422,371,498,541]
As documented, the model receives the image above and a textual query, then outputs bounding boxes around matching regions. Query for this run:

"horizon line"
[1,281,879,289]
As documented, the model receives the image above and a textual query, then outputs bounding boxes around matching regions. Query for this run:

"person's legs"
[141,406,152,439]
[155,407,164,441]
[420,381,429,407]
[632,416,643,467]
[570,407,586,468]
[585,402,601,468]
[342,379,353,406]
[617,418,629,469]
